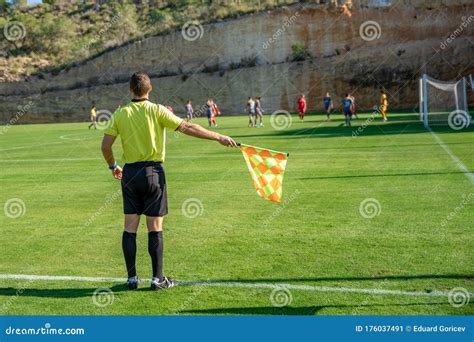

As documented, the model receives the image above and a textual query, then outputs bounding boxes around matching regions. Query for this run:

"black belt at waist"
[124,161,162,168]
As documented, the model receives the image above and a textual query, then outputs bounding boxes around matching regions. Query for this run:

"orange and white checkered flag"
[239,143,289,203]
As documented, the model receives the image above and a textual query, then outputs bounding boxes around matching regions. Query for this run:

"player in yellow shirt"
[101,72,237,291]
[380,90,388,121]
[88,104,97,130]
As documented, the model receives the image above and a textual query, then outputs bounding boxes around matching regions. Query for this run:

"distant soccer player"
[88,104,97,130]
[206,98,214,128]
[380,90,388,121]
[342,93,353,127]
[349,94,358,119]
[246,96,255,127]
[323,92,333,121]
[185,100,194,122]
[211,100,220,127]
[255,96,264,127]
[101,71,237,291]
[297,94,306,120]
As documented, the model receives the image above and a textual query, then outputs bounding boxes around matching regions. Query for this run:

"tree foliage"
[1,0,298,80]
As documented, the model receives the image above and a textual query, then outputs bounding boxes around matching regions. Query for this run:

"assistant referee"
[101,71,237,290]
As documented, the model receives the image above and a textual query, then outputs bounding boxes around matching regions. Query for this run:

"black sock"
[122,231,137,279]
[148,231,164,282]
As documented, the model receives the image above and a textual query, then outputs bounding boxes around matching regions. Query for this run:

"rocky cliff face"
[1,0,473,123]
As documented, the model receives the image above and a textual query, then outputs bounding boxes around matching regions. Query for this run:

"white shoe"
[150,276,175,291]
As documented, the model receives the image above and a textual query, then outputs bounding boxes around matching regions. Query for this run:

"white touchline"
[0,141,65,152]
[59,134,97,141]
[0,158,101,163]
[0,274,472,299]
[428,128,474,184]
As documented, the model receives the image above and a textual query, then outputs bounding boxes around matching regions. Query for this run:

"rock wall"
[1,1,473,123]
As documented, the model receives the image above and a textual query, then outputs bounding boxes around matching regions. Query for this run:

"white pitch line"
[0,141,65,152]
[0,274,471,299]
[59,134,97,141]
[177,280,467,298]
[0,158,101,163]
[428,128,474,184]
[0,134,95,153]
[0,274,125,283]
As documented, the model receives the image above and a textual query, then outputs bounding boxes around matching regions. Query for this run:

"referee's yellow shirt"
[104,100,183,164]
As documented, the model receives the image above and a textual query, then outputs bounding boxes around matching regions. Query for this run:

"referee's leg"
[147,216,164,280]
[147,216,174,289]
[122,214,140,284]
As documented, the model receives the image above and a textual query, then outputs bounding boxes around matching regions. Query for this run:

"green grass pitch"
[0,112,473,315]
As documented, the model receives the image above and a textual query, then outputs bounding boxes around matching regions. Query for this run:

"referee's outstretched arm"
[177,121,238,147]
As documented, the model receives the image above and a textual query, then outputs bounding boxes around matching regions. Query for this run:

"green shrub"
[149,8,166,24]
[291,41,308,61]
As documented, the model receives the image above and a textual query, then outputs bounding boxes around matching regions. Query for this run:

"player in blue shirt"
[342,94,353,127]
[185,100,194,122]
[323,92,333,121]
[246,97,256,127]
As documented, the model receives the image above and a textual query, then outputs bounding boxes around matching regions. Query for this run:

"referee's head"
[130,72,152,98]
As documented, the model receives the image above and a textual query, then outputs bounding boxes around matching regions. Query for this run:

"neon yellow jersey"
[380,94,388,107]
[91,108,96,117]
[104,100,183,164]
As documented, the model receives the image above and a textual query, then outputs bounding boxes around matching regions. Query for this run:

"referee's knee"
[146,216,164,232]
[124,214,140,233]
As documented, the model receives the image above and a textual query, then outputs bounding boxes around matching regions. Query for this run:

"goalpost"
[419,74,471,129]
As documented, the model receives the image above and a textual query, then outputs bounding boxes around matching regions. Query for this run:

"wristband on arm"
[109,162,119,170]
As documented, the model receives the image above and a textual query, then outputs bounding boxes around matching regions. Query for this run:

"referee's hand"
[218,135,238,148]
[112,166,123,180]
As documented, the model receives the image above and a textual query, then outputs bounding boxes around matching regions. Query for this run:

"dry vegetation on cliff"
[0,0,303,82]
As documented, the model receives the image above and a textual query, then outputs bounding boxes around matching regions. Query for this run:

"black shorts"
[121,161,168,216]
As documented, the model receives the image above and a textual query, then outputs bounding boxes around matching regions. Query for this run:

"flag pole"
[237,143,290,157]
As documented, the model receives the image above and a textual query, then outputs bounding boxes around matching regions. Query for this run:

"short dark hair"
[130,72,152,97]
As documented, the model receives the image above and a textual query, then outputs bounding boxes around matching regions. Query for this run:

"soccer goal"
[419,74,470,129]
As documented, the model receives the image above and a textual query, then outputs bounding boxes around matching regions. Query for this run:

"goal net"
[419,74,471,129]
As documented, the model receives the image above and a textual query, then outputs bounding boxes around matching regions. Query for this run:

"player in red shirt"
[297,94,306,120]
[211,100,220,127]
[349,95,358,119]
